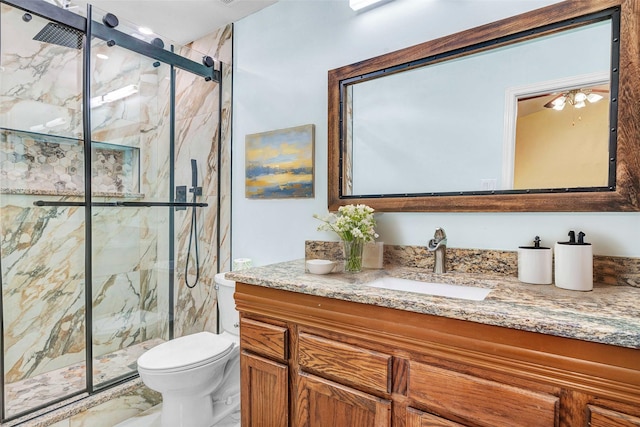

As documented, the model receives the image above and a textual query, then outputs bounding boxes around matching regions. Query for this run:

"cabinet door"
[241,351,288,427]
[407,407,467,427]
[296,371,391,427]
[589,406,640,427]
[408,361,558,427]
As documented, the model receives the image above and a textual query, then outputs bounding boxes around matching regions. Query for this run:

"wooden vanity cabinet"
[235,283,640,427]
[240,317,289,427]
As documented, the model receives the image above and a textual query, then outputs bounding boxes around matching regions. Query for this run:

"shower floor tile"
[4,339,164,418]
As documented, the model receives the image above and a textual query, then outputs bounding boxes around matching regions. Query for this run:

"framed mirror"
[328,0,640,212]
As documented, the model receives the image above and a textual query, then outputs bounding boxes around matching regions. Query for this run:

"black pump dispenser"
[558,230,591,246]
[519,235,550,250]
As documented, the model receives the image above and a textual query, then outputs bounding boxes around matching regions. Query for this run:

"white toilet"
[137,273,240,427]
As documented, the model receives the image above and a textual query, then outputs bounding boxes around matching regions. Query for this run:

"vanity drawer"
[408,361,559,427]
[240,317,288,362]
[298,332,391,394]
[588,405,640,426]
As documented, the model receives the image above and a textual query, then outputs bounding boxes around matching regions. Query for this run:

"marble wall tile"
[1,5,83,136]
[1,203,86,382]
[172,24,233,337]
[219,60,233,274]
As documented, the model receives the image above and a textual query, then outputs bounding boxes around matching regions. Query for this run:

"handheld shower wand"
[191,159,199,195]
[185,159,202,289]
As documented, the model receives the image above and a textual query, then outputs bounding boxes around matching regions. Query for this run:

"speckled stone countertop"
[227,259,640,350]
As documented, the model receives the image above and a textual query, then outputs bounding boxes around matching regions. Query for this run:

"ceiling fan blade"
[543,94,564,108]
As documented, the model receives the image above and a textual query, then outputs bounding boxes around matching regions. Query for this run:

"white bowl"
[306,259,336,275]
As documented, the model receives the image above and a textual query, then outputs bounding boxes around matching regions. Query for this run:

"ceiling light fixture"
[543,88,606,111]
[349,0,392,11]
[138,26,154,35]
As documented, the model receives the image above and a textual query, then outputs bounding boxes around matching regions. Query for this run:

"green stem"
[343,239,364,273]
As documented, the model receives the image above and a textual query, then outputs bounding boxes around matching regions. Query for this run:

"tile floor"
[4,338,240,426]
[5,339,163,418]
[115,404,240,427]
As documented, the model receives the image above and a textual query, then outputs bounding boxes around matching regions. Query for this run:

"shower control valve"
[175,185,187,211]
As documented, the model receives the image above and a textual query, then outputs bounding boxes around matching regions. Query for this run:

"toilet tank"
[215,273,239,335]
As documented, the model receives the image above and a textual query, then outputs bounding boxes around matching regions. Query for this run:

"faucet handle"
[428,227,447,251]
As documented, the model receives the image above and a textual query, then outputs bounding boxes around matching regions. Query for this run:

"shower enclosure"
[0,0,224,421]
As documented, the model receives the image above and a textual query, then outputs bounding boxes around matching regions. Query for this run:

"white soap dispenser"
[518,236,552,285]
[554,231,593,291]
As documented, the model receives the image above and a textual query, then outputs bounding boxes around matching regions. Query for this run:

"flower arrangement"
[313,204,378,242]
[314,204,378,272]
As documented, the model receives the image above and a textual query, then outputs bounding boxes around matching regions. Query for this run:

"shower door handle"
[33,201,85,207]
[33,201,208,208]
[116,201,208,208]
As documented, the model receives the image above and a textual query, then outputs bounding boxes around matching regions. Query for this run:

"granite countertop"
[227,259,640,350]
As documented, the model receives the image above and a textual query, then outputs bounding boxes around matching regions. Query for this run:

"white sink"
[367,276,492,301]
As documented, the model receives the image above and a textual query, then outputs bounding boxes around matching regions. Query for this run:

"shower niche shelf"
[0,127,141,197]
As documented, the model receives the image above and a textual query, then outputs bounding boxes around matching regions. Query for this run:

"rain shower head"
[33,22,83,49]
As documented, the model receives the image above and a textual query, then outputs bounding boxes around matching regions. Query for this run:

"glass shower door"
[88,8,172,389]
[0,3,87,418]
[1,2,220,420]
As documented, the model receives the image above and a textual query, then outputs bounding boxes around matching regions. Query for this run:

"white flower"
[314,204,378,242]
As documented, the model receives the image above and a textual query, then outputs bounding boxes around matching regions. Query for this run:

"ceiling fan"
[543,88,608,111]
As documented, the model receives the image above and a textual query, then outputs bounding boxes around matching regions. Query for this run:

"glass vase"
[343,239,364,273]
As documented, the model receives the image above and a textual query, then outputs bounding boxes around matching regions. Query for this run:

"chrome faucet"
[427,227,447,273]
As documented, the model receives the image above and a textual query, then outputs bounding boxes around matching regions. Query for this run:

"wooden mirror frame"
[328,0,640,212]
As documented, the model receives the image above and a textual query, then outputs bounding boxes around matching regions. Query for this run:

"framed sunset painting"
[245,124,315,199]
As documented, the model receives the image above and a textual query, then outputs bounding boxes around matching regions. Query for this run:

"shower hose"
[184,193,200,289]
[185,159,200,289]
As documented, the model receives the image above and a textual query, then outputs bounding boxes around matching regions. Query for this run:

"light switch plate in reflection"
[481,179,497,191]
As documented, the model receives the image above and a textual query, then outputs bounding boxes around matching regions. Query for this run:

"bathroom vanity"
[228,260,640,427]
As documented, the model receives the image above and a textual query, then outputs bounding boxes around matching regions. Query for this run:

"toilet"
[137,273,240,427]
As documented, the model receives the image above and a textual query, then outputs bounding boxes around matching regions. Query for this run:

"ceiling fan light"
[552,103,565,111]
[587,93,604,103]
[551,96,566,107]
[574,92,588,103]
[575,101,586,109]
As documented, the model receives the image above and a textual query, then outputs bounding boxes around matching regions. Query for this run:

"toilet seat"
[137,331,234,373]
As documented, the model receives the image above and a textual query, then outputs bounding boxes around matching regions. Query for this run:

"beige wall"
[514,100,609,189]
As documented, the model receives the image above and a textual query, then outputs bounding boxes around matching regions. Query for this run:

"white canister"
[517,246,552,285]
[554,243,593,291]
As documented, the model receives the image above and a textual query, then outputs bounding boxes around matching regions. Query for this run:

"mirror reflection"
[512,82,610,190]
[344,17,613,197]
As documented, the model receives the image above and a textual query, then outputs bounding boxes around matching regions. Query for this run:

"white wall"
[232,0,640,266]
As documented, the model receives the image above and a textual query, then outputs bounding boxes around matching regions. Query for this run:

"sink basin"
[367,276,492,301]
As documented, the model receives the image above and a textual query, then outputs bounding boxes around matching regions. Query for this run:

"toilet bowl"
[137,273,240,427]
